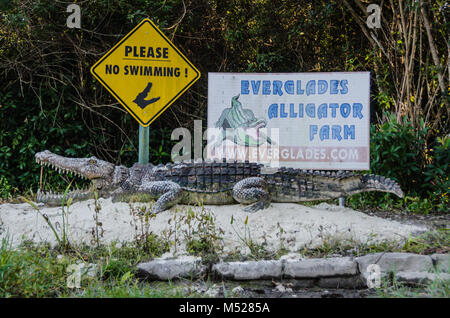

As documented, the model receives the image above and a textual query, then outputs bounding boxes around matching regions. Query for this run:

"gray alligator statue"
[214,94,272,147]
[35,150,403,213]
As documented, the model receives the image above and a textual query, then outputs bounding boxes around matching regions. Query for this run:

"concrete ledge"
[431,254,450,273]
[137,256,206,280]
[356,253,433,281]
[317,276,366,289]
[283,257,358,279]
[136,252,449,289]
[282,279,317,289]
[395,271,450,286]
[212,260,282,280]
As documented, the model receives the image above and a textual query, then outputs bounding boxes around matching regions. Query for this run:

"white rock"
[204,284,220,297]
[274,283,293,293]
[231,286,244,294]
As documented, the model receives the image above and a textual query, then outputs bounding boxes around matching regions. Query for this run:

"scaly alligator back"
[146,161,403,205]
[141,161,261,205]
[263,168,403,202]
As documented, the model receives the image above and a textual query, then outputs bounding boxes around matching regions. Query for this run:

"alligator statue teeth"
[34,150,403,214]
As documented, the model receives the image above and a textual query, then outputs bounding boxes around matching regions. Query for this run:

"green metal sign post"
[138,125,149,165]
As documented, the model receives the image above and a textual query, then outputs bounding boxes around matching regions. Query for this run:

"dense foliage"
[363,115,448,212]
[0,0,448,211]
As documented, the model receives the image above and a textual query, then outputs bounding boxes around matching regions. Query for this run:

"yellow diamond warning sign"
[91,18,200,126]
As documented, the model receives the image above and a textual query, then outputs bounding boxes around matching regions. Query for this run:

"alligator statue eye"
[89,159,97,165]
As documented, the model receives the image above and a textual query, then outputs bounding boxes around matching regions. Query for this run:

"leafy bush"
[422,136,449,211]
[370,113,427,195]
[0,176,16,200]
[349,115,449,213]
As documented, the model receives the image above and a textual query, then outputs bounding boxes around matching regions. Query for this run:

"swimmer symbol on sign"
[133,82,161,109]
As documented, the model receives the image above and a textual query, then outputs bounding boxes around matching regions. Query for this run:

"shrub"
[350,115,448,213]
[422,136,449,212]
[370,113,427,195]
[0,239,68,297]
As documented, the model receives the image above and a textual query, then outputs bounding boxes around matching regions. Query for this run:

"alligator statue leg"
[232,177,271,213]
[138,181,183,214]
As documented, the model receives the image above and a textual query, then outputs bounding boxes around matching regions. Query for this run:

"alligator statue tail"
[325,172,404,198]
[359,174,403,197]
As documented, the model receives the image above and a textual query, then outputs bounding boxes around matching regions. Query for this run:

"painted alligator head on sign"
[35,150,129,204]
[214,94,273,147]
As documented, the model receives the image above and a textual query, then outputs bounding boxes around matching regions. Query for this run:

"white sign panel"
[207,72,370,170]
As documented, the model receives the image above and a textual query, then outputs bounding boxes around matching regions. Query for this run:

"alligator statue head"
[35,150,129,204]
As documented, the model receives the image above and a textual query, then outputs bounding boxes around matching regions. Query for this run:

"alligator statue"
[214,94,272,147]
[35,150,403,213]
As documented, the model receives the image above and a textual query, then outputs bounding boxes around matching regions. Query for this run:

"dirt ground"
[0,200,429,254]
[362,209,449,230]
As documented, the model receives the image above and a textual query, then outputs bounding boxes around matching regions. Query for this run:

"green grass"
[375,274,450,298]
[67,281,194,298]
[0,236,188,298]
[0,238,69,297]
[300,229,449,258]
[1,234,449,298]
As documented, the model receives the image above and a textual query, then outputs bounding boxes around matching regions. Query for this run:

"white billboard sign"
[207,72,370,170]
